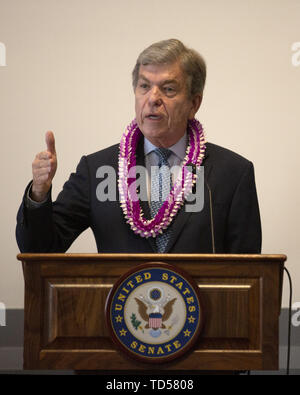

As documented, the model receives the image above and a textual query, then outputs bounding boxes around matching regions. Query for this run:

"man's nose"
[148,87,163,106]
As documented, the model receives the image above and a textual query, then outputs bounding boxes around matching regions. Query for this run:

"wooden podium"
[17,253,286,371]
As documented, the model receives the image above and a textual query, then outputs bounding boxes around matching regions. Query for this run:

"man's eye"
[139,83,149,89]
[164,87,175,94]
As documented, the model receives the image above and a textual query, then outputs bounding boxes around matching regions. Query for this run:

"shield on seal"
[148,313,162,329]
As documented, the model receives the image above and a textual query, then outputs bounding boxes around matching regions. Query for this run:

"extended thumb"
[45,131,56,154]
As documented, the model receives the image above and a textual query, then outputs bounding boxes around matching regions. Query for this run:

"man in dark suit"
[16,39,261,254]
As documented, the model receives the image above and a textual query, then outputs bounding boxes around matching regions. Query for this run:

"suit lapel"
[164,149,213,253]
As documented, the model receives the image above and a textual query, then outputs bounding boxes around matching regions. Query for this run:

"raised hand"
[31,131,57,202]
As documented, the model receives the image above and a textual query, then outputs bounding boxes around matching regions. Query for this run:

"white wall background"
[0,0,299,309]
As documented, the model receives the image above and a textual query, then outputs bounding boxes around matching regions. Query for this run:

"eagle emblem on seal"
[132,287,177,338]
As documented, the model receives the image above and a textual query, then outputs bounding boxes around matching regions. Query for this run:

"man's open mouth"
[145,114,163,120]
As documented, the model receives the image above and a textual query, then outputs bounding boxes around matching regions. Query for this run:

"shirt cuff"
[25,182,50,209]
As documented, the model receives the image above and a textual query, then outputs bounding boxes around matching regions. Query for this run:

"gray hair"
[132,39,206,98]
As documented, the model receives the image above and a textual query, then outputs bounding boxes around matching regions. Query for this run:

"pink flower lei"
[118,118,206,238]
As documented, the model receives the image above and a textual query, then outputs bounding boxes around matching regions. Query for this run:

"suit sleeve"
[16,156,90,252]
[225,161,262,253]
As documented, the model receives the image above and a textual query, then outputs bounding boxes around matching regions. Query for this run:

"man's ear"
[189,94,202,119]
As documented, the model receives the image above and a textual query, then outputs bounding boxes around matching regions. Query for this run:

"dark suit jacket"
[16,140,262,253]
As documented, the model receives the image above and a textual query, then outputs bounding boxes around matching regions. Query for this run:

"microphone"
[205,179,216,254]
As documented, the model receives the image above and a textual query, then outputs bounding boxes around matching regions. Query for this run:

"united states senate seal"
[105,263,203,363]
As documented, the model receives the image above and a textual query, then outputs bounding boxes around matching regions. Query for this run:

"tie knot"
[154,148,172,167]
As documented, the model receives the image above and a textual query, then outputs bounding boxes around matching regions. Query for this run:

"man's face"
[134,61,201,147]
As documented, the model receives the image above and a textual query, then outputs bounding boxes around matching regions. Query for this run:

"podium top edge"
[16,253,287,262]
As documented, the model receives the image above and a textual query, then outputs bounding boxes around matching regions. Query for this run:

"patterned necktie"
[150,148,173,252]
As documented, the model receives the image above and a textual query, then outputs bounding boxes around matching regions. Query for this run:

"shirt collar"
[144,132,187,161]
